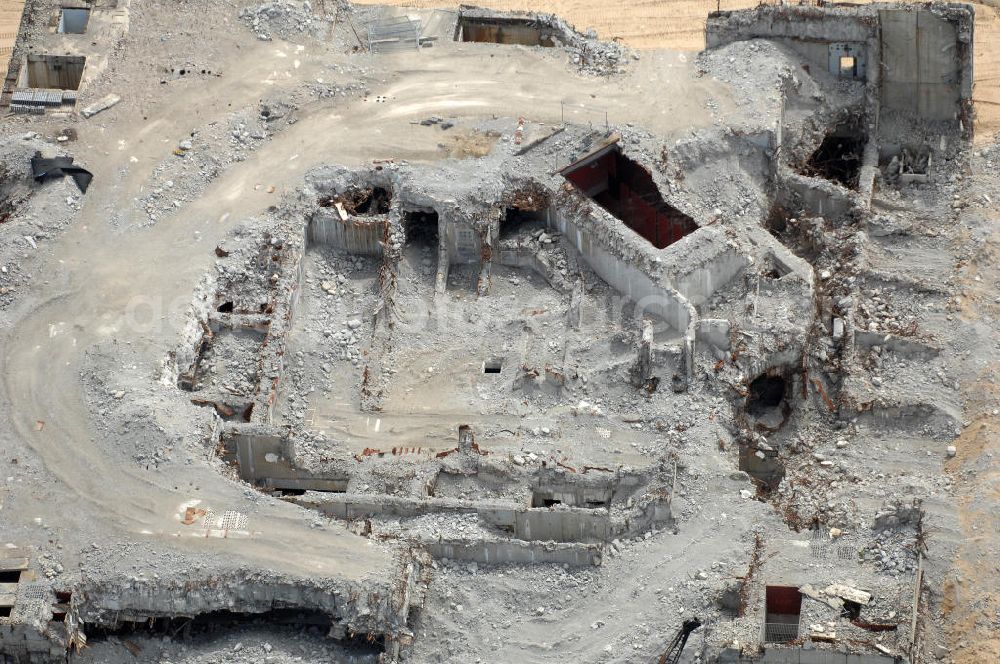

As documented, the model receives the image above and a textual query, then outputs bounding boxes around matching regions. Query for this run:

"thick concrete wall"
[309,209,384,256]
[706,4,974,131]
[718,647,900,664]
[423,539,601,567]
[706,8,876,46]
[879,7,972,124]
[696,318,731,352]
[74,573,408,639]
[705,6,876,79]
[513,508,611,542]
[780,171,856,220]
[664,229,748,306]
[551,205,692,334]
[227,427,349,492]
[297,491,669,543]
[300,493,517,523]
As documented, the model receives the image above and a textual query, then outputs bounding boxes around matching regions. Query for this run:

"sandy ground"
[319,1,1000,659]
[0,0,735,639]
[0,1,996,660]
[356,0,1000,138]
[945,196,1000,664]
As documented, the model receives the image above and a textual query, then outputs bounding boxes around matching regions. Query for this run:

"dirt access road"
[0,0,731,604]
[360,0,1000,138]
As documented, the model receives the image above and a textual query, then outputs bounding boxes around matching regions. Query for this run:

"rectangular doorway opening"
[26,54,86,90]
[456,17,557,47]
[403,210,439,248]
[562,146,697,249]
[58,8,90,34]
[0,606,12,618]
[0,570,21,584]
[483,358,502,374]
[764,585,802,643]
[403,209,439,280]
[501,207,547,240]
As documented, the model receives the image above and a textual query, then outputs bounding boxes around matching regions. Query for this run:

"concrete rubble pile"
[0,1,994,664]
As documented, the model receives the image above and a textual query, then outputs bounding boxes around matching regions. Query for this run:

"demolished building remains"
[0,1,996,664]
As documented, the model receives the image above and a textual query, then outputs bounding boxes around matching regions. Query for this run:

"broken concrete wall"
[309,208,385,256]
[550,203,693,334]
[0,623,65,663]
[706,3,974,134]
[72,571,411,644]
[423,539,601,567]
[716,648,902,664]
[780,171,857,221]
[696,318,732,352]
[300,493,507,522]
[513,508,611,542]
[223,424,350,492]
[298,492,652,544]
[662,228,748,306]
[705,5,877,82]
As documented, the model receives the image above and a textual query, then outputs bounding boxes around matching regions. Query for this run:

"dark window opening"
[403,210,439,247]
[58,8,90,34]
[456,17,557,47]
[501,207,547,239]
[766,204,788,234]
[804,123,867,189]
[0,570,22,583]
[562,146,697,249]
[52,610,67,622]
[354,187,391,215]
[531,492,562,508]
[483,358,502,374]
[764,585,802,643]
[55,591,72,603]
[747,375,787,414]
[26,54,86,91]
[841,600,862,620]
[217,301,234,313]
[0,606,11,618]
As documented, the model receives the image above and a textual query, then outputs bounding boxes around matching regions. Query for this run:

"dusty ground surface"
[356,0,1000,138]
[0,1,996,663]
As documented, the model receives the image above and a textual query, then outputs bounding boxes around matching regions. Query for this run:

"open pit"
[0,2,992,664]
